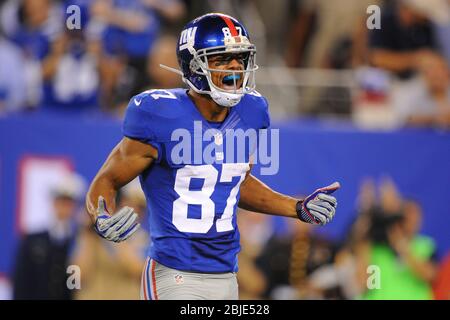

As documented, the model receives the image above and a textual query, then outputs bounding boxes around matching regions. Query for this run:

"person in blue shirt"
[3,0,62,61]
[86,13,340,300]
[0,32,27,112]
[91,0,185,94]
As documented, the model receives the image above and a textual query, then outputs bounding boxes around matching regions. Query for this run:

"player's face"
[208,53,246,91]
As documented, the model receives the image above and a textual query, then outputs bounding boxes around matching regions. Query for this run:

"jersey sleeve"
[122,94,163,161]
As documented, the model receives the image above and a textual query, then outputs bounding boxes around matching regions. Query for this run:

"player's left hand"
[94,196,141,242]
[296,182,340,226]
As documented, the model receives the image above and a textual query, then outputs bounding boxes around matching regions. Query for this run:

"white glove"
[94,196,140,242]
[296,182,340,226]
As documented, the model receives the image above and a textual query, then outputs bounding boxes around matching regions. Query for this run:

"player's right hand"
[94,196,140,242]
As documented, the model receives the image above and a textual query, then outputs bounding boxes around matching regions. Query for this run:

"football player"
[86,13,340,300]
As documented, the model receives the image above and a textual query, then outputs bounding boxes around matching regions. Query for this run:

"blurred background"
[0,0,450,300]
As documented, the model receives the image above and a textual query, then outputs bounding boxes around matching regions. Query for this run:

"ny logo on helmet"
[179,27,198,51]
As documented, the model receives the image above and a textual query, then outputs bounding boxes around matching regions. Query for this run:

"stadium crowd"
[1,0,449,126]
[237,177,449,300]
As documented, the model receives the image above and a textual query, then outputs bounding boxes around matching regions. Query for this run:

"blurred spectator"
[368,0,445,80]
[91,0,186,95]
[1,0,63,108]
[97,52,137,115]
[286,0,380,69]
[0,29,27,113]
[360,181,438,299]
[394,55,450,128]
[72,180,148,300]
[400,200,438,281]
[12,172,85,299]
[324,241,369,299]
[352,66,393,128]
[285,0,379,115]
[435,22,450,66]
[146,34,182,89]
[427,0,450,66]
[311,179,379,300]
[433,252,450,299]
[236,210,271,299]
[112,34,183,118]
[331,177,440,300]
[1,0,62,60]
[40,29,101,112]
[255,219,338,299]
[354,0,450,129]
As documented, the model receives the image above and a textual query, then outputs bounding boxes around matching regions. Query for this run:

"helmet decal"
[219,14,239,36]
[179,26,197,53]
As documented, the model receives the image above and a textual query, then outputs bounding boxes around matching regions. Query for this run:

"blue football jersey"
[122,88,270,273]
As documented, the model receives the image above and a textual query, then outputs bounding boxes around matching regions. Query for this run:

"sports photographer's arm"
[388,225,437,283]
[402,251,437,283]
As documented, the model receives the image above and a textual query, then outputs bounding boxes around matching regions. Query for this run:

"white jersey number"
[145,89,177,100]
[172,164,249,233]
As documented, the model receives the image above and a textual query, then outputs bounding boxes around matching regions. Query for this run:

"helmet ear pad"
[188,58,211,92]
[189,59,202,74]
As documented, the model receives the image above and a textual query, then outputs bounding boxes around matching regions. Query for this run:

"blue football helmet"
[173,13,258,107]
